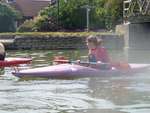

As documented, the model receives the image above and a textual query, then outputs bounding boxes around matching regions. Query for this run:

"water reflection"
[127,49,150,63]
[0,50,149,113]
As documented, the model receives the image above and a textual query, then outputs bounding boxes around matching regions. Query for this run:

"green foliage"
[34,1,87,31]
[0,3,21,32]
[59,0,87,30]
[28,0,123,31]
[33,15,58,32]
[17,19,35,32]
[33,5,58,31]
[89,0,106,29]
[104,0,123,29]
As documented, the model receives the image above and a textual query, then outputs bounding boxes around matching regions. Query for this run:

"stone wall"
[13,35,86,50]
[0,34,124,50]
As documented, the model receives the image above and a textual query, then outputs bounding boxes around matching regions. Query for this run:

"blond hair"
[86,35,103,46]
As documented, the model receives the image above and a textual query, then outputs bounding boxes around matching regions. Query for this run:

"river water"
[0,50,150,113]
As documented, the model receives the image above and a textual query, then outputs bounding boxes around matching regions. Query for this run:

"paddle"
[53,55,131,70]
[53,59,130,70]
[53,59,97,65]
[53,59,113,70]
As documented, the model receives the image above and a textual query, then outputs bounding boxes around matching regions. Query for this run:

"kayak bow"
[0,57,32,67]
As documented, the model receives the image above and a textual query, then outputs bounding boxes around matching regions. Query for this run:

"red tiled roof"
[10,0,51,17]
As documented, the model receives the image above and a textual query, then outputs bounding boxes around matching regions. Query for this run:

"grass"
[0,31,119,37]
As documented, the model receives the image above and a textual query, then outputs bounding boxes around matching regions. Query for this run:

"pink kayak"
[12,63,150,79]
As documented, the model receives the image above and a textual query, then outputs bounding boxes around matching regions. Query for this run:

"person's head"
[86,35,102,49]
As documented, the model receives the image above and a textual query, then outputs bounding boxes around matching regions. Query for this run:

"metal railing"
[123,0,150,22]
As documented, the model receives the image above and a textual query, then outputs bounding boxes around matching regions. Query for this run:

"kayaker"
[53,35,130,70]
[85,35,111,69]
[0,42,5,60]
[85,35,131,70]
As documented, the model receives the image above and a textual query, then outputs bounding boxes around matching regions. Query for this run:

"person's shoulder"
[0,43,4,46]
[102,47,107,50]
[97,46,107,51]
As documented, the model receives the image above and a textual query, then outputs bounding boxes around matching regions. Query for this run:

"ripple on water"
[0,78,116,112]
[0,50,150,113]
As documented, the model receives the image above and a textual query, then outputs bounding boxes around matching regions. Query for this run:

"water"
[0,50,150,113]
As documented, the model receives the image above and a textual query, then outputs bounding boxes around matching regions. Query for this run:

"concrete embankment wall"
[0,33,124,50]
[116,23,150,63]
[116,23,150,50]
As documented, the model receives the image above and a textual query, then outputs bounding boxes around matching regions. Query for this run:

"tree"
[0,3,21,32]
[89,0,106,29]
[59,0,87,30]
[33,15,58,31]
[34,0,87,31]
[33,5,58,31]
[104,0,123,29]
[33,0,123,31]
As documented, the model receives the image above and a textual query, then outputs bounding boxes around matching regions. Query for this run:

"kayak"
[12,63,150,79]
[0,57,32,67]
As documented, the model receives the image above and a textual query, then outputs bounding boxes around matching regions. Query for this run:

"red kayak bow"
[0,57,32,67]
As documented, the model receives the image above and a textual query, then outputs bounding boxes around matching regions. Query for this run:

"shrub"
[17,19,35,32]
[33,15,58,32]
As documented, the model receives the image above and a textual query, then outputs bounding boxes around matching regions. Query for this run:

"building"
[5,0,53,19]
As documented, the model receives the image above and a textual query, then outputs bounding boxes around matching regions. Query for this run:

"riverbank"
[0,32,124,50]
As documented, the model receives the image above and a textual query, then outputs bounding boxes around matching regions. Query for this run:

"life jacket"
[89,47,110,63]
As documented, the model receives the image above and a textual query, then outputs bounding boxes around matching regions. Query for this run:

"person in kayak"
[53,35,130,70]
[85,35,131,70]
[85,35,111,69]
[0,42,5,60]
